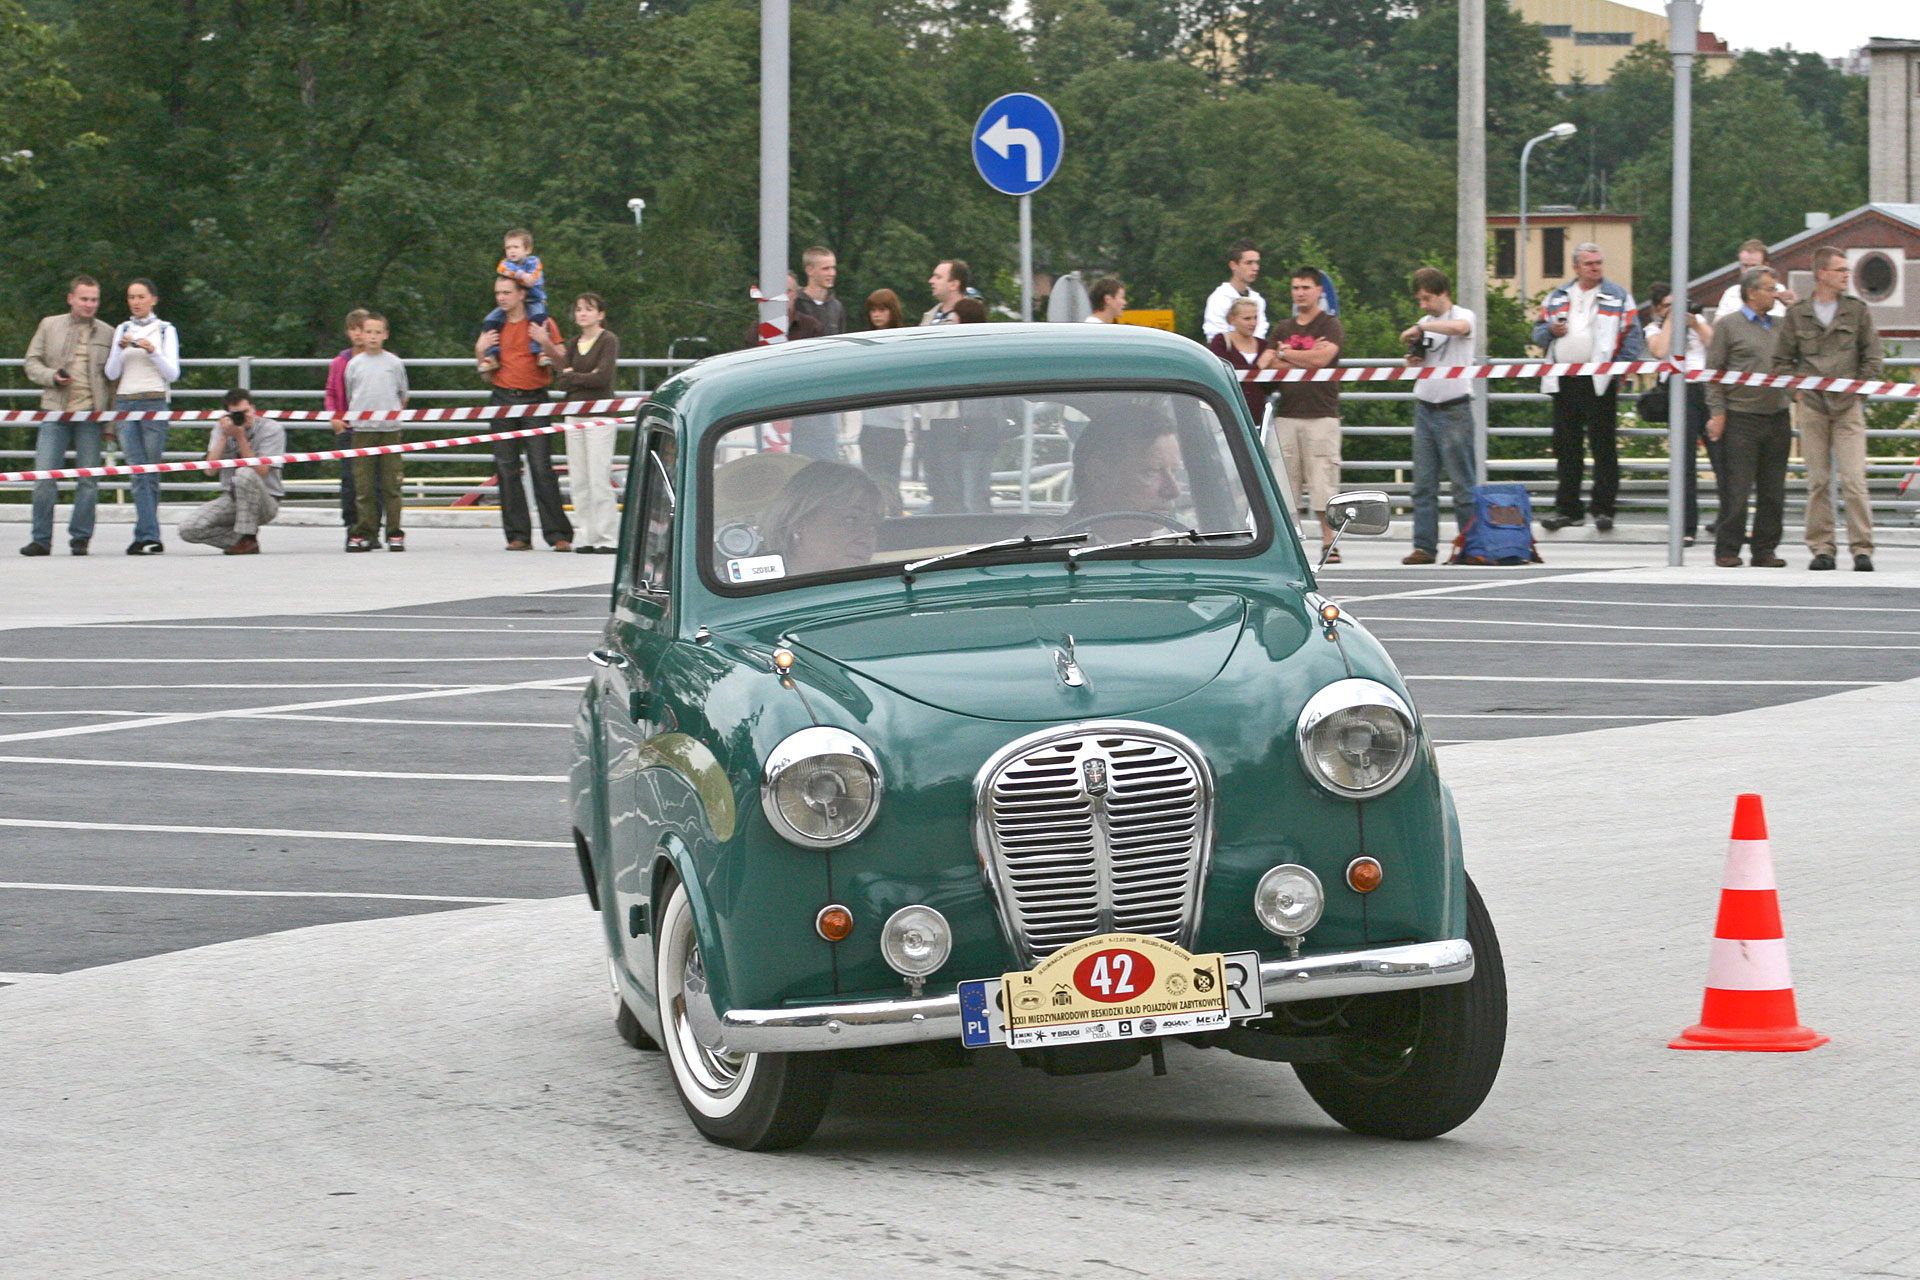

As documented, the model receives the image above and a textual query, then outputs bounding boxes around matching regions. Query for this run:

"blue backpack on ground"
[1450,483,1543,565]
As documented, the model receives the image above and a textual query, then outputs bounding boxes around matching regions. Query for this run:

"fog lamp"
[880,905,951,981]
[1254,864,1325,938]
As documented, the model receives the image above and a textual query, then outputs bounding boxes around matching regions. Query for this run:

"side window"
[628,429,677,596]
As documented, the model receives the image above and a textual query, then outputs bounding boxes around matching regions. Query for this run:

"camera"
[1406,328,1432,359]
[1686,301,1705,315]
[226,409,248,426]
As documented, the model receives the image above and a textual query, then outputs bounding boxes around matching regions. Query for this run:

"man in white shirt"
[1202,241,1267,341]
[1712,238,1795,322]
[1531,243,1644,532]
[1399,267,1478,564]
[1084,277,1126,322]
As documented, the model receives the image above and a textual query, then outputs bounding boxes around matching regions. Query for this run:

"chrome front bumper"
[716,938,1474,1054]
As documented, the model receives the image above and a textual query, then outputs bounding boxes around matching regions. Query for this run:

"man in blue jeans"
[19,277,117,556]
[1399,267,1478,565]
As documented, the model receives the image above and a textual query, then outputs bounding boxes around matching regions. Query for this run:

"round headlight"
[881,905,952,978]
[1296,679,1418,797]
[761,727,882,848]
[1254,864,1325,937]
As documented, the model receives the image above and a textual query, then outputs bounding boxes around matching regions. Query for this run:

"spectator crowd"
[13,229,1895,570]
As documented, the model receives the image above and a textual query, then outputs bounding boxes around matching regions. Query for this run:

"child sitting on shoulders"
[479,228,550,371]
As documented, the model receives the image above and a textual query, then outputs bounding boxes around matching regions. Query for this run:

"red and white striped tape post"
[1669,793,1827,1053]
[0,417,628,485]
[0,395,648,426]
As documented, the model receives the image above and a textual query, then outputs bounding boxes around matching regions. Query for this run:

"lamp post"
[1667,2,1698,567]
[1517,122,1577,309]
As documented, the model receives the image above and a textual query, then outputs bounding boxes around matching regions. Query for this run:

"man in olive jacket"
[20,275,117,557]
[1706,268,1792,568]
[1772,245,1884,571]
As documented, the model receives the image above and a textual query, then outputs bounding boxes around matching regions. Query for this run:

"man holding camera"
[177,389,286,555]
[1399,267,1478,564]
[19,276,117,557]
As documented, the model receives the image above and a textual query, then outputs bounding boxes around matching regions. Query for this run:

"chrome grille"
[975,722,1213,964]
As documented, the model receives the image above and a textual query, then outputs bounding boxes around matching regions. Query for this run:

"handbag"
[1638,375,1670,423]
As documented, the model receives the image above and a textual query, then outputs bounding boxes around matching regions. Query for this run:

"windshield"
[706,388,1266,590]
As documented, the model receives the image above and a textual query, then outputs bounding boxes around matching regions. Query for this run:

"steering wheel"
[1055,510,1190,539]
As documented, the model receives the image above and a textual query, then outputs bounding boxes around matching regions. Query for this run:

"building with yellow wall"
[1488,210,1637,305]
[1512,0,1734,85]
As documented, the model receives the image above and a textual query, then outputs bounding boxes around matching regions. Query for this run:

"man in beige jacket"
[20,276,117,556]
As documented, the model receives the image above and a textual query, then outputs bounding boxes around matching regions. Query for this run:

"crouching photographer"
[177,389,287,555]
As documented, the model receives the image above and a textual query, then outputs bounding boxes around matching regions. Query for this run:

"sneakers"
[1401,549,1436,565]
[224,535,260,556]
[19,541,50,557]
[476,357,499,373]
[1809,553,1836,571]
[1594,514,1614,532]
[345,536,377,552]
[1540,513,1584,532]
[1855,553,1874,572]
[387,532,406,552]
[126,540,164,555]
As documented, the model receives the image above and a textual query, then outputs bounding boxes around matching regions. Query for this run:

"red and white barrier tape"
[0,395,648,425]
[0,417,624,485]
[1241,359,1920,396]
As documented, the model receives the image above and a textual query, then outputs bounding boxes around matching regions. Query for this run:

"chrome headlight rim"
[1254,863,1326,938]
[880,904,953,978]
[1296,678,1419,798]
[760,726,883,848]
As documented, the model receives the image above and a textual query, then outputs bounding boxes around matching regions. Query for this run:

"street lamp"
[1518,122,1577,308]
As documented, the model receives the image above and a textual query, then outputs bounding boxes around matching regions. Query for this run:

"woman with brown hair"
[1206,296,1278,425]
[860,289,910,513]
[759,461,888,576]
[556,292,622,553]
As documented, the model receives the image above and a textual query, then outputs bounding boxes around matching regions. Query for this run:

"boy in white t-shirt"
[1399,266,1478,564]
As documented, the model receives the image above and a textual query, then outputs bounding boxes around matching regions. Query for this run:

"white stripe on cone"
[1704,937,1794,992]
[1721,839,1778,891]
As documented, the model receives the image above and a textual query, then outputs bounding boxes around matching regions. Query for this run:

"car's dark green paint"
[570,324,1467,1042]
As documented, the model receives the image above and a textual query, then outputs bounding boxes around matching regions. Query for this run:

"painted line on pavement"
[0,683,466,691]
[0,881,535,905]
[77,623,601,634]
[0,972,57,983]
[1378,594,1920,615]
[0,675,588,745]
[312,613,598,622]
[0,818,571,849]
[247,714,572,729]
[0,756,567,783]
[0,711,177,717]
[1421,712,1693,720]
[1404,675,1879,686]
[0,655,585,664]
[1361,614,1920,637]
[1380,636,1920,651]
[1329,572,1621,604]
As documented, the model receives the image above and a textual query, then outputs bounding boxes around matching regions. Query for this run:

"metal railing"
[4,354,1917,517]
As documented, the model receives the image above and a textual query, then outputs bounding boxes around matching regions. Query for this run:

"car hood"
[786,591,1252,721]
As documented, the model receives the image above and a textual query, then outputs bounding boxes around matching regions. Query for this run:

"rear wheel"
[654,873,833,1150]
[1293,874,1507,1139]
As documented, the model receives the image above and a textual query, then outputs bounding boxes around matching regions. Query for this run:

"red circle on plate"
[1072,948,1157,1004]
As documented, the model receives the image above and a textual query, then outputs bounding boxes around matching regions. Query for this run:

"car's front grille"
[975,723,1214,964]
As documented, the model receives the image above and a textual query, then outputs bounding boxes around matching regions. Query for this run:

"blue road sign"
[972,93,1064,197]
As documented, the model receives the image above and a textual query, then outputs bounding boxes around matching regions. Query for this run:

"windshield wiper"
[1067,527,1255,562]
[902,532,1087,581]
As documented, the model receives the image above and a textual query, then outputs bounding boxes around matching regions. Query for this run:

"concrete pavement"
[2,676,1913,1277]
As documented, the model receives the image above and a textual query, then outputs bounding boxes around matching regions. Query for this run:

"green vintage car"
[570,323,1505,1150]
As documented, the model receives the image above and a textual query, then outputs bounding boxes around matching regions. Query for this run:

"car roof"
[647,324,1238,427]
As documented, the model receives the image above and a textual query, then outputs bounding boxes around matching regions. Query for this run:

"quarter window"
[629,430,677,596]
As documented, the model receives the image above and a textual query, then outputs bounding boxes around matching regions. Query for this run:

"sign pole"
[1668,1,1697,567]
[758,0,789,346]
[1020,194,1033,323]
[1457,0,1489,483]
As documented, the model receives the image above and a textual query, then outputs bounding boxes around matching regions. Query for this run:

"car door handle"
[588,648,631,669]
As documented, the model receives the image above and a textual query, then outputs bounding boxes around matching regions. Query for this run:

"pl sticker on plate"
[726,554,785,583]
[998,933,1231,1050]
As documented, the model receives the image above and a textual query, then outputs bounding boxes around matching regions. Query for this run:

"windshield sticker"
[727,554,786,584]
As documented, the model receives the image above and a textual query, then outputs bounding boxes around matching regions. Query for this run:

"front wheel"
[1293,873,1507,1139]
[654,872,833,1150]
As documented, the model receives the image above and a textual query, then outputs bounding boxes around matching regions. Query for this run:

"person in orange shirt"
[473,275,573,550]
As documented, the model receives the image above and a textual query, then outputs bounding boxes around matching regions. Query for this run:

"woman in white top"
[1643,283,1719,545]
[102,278,182,554]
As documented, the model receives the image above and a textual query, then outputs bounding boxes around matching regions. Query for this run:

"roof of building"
[1687,203,1920,292]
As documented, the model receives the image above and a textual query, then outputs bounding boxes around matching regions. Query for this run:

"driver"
[758,461,887,575]
[1061,417,1184,540]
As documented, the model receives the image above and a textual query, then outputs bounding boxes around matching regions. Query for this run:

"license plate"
[960,939,1264,1049]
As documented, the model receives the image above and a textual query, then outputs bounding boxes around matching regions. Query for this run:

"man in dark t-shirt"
[1268,268,1345,557]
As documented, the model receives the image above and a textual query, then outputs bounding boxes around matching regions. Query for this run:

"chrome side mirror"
[1327,491,1391,537]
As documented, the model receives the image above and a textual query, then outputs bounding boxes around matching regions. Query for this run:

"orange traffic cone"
[1670,794,1827,1052]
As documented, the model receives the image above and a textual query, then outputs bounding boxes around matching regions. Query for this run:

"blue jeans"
[115,395,170,544]
[1411,398,1478,555]
[30,421,106,545]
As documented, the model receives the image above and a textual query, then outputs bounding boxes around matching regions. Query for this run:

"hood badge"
[1082,757,1109,795]
[1053,633,1086,689]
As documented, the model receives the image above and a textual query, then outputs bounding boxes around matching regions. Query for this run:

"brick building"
[1687,205,1920,342]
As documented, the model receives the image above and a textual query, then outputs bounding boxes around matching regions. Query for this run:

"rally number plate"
[959,936,1264,1050]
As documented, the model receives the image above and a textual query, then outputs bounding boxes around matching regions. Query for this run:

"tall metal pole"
[758,0,790,346]
[1667,2,1698,566]
[1518,137,1534,313]
[1457,0,1489,482]
[1020,195,1033,323]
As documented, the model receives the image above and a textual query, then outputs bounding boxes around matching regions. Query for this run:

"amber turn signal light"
[815,904,854,942]
[772,647,796,671]
[1320,603,1340,622]
[1346,856,1383,893]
